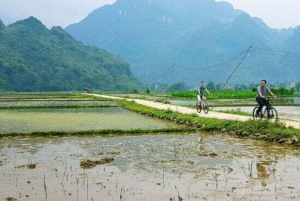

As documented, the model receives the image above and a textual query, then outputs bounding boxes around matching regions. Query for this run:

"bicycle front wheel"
[203,101,209,114]
[263,107,278,122]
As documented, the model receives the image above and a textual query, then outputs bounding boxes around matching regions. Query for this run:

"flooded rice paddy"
[1,133,300,201]
[0,107,175,134]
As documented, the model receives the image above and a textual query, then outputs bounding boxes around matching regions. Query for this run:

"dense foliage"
[0,17,141,92]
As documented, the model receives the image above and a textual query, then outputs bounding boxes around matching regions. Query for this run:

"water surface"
[0,107,175,133]
[1,133,300,200]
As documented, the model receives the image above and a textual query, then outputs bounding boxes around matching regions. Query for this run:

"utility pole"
[222,44,252,90]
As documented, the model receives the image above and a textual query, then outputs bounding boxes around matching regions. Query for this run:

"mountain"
[66,0,300,85]
[0,17,141,92]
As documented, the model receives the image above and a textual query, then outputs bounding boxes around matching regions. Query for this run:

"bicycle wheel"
[196,102,202,113]
[203,101,209,114]
[253,107,262,120]
[263,107,278,122]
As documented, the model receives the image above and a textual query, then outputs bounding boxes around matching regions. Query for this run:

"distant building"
[290,82,296,88]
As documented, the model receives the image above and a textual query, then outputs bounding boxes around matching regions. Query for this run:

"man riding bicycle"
[256,79,276,117]
[197,81,211,103]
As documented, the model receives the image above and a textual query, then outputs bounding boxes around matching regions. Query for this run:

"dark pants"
[256,97,267,114]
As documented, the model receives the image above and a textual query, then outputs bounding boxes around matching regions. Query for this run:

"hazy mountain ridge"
[0,17,141,92]
[65,0,300,85]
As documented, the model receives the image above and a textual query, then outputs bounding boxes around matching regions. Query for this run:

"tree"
[296,82,300,92]
[166,82,187,92]
[206,81,215,90]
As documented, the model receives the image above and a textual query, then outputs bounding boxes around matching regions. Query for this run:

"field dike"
[117,100,300,146]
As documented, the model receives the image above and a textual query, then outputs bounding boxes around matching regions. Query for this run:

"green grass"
[117,100,300,145]
[0,128,195,138]
[215,109,252,116]
[171,90,256,99]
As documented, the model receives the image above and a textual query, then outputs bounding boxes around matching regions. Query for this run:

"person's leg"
[256,97,264,114]
[197,94,201,105]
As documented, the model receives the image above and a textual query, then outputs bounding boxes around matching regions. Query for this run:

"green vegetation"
[171,90,256,99]
[0,17,141,92]
[0,128,194,138]
[118,100,300,145]
[171,87,297,99]
[270,87,294,96]
[215,109,252,116]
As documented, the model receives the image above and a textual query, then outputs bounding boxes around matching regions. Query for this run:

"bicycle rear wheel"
[203,101,209,114]
[263,107,278,122]
[196,102,202,113]
[253,107,262,120]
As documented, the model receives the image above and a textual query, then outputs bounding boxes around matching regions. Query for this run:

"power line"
[178,50,246,71]
[251,47,300,57]
[142,63,176,81]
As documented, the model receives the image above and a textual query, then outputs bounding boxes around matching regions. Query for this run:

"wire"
[173,50,247,71]
[252,46,300,56]
[251,47,300,57]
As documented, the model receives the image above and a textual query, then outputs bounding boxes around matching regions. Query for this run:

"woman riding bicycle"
[256,79,276,116]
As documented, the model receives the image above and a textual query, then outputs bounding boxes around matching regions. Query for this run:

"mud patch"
[6,197,17,201]
[16,164,37,169]
[80,158,114,169]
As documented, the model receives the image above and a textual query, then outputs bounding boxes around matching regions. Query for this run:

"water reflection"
[1,133,300,200]
[0,107,176,133]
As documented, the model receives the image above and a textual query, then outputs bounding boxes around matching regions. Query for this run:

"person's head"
[260,80,267,88]
[200,81,204,86]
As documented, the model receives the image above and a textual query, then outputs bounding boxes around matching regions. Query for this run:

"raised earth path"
[88,94,300,129]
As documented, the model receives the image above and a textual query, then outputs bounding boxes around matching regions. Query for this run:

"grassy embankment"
[117,100,300,146]
[0,128,193,138]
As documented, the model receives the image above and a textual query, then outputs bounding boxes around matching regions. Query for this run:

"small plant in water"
[43,175,47,201]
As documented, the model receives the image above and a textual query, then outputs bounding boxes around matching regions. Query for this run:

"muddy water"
[1,133,300,201]
[0,108,176,133]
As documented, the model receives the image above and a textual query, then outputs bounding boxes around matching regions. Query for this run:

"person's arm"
[205,88,211,95]
[267,87,276,98]
[270,91,277,98]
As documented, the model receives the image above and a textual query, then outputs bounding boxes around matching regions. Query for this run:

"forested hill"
[0,17,141,92]
[66,0,300,85]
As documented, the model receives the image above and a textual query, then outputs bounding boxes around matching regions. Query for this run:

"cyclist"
[197,81,211,103]
[256,79,276,117]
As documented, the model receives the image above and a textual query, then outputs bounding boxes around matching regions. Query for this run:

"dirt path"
[89,94,300,129]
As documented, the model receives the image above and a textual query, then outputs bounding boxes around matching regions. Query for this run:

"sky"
[0,0,299,29]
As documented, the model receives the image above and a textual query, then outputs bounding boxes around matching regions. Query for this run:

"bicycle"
[196,99,209,114]
[252,97,278,121]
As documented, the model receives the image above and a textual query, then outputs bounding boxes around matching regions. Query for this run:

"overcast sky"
[0,0,299,29]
